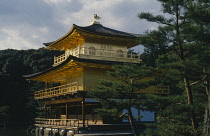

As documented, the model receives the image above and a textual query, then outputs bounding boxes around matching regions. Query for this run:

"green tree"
[0,48,62,124]
[89,63,156,136]
[138,0,210,135]
[139,27,169,66]
[0,106,10,124]
[187,1,210,135]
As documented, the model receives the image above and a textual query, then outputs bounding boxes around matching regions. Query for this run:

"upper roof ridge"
[90,21,102,25]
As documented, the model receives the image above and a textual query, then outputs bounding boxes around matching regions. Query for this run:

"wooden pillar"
[50,104,52,119]
[66,103,68,119]
[44,104,47,118]
[60,106,62,118]
[78,44,80,55]
[45,82,47,89]
[82,97,85,127]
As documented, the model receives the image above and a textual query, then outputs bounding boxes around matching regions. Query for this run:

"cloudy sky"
[0,0,162,51]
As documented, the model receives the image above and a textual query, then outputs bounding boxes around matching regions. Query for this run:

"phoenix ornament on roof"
[94,14,101,20]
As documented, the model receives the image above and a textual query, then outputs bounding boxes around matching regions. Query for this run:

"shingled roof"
[73,22,143,38]
[23,55,141,79]
[43,21,143,47]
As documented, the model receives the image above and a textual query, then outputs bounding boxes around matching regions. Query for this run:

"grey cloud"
[0,0,161,50]
[1,1,56,29]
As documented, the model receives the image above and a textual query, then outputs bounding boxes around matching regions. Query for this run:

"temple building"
[24,17,169,135]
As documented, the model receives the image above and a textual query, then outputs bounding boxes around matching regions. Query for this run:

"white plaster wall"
[84,42,127,52]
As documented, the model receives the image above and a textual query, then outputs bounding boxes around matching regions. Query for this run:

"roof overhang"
[45,28,85,51]
[23,55,129,82]
[44,23,144,50]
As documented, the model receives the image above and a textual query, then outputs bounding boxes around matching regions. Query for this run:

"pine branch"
[114,76,129,85]
[178,13,191,28]
[169,46,181,57]
[187,67,210,78]
[189,75,209,86]
[138,13,174,27]
[182,44,204,52]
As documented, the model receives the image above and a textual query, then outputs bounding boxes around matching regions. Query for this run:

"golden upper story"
[23,21,169,100]
[44,21,143,66]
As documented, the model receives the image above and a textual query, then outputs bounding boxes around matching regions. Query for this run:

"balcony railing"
[34,82,83,100]
[155,86,170,94]
[35,117,103,127]
[35,118,86,127]
[135,86,170,94]
[53,47,140,66]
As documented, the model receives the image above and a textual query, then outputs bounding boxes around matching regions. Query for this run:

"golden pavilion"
[24,17,169,135]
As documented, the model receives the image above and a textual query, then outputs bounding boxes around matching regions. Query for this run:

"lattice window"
[116,49,124,57]
[100,45,112,50]
[89,46,96,55]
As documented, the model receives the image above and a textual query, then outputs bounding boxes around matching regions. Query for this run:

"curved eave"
[43,41,54,46]
[23,57,75,81]
[44,25,79,50]
[73,24,144,39]
[23,55,140,82]
[44,23,144,49]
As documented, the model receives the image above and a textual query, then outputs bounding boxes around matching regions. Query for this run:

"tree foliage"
[0,48,62,124]
[89,63,156,136]
[138,0,210,135]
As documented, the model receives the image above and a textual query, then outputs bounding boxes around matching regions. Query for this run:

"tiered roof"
[23,21,142,81]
